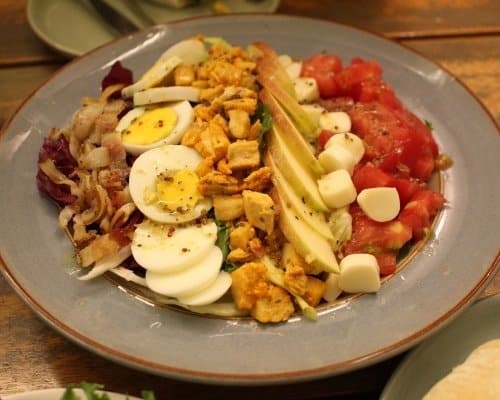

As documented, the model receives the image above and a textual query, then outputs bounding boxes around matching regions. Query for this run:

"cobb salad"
[36,36,449,323]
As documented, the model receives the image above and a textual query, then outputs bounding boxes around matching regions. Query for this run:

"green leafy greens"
[214,217,240,272]
[60,382,155,400]
[253,101,273,152]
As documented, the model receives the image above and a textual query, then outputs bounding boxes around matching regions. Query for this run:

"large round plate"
[0,15,499,384]
[381,294,500,399]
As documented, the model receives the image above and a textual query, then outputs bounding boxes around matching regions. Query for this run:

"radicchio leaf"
[36,136,78,206]
[101,61,133,92]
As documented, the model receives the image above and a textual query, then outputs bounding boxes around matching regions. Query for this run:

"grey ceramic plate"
[381,294,500,399]
[3,388,141,400]
[0,15,499,384]
[26,0,280,57]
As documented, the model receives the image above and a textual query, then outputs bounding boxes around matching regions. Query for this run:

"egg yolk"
[151,169,202,213]
[122,107,178,145]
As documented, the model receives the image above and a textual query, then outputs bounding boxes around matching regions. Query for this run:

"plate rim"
[1,14,500,385]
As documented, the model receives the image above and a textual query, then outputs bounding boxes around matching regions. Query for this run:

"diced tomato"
[318,96,355,113]
[348,102,438,180]
[352,164,422,207]
[334,58,383,99]
[358,79,402,111]
[399,190,445,239]
[316,129,335,150]
[301,54,342,98]
[343,205,412,277]
[352,164,394,191]
[375,253,398,276]
[392,177,422,206]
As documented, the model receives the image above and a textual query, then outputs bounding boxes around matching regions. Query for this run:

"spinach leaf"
[214,218,240,272]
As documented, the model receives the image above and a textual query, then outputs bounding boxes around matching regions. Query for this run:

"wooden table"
[1,1,499,398]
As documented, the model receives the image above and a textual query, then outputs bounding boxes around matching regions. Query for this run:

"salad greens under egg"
[36,35,447,324]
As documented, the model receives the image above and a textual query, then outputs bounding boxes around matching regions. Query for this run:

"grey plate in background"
[381,294,500,399]
[26,0,280,57]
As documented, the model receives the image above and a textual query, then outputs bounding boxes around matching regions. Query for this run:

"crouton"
[199,84,224,102]
[284,261,307,296]
[223,97,258,115]
[230,262,269,310]
[303,276,327,307]
[230,222,255,250]
[251,285,294,323]
[243,166,272,192]
[181,124,203,147]
[216,158,232,175]
[174,65,195,86]
[195,157,214,178]
[234,58,257,72]
[227,248,254,263]
[209,61,243,86]
[220,86,257,101]
[228,109,251,139]
[195,118,230,161]
[213,194,244,221]
[247,119,262,140]
[227,140,260,170]
[248,237,266,259]
[242,190,275,234]
[198,171,241,196]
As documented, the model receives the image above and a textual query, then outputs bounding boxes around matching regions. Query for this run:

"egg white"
[129,145,212,224]
[117,100,194,155]
[131,218,217,273]
[177,270,232,306]
[145,246,223,298]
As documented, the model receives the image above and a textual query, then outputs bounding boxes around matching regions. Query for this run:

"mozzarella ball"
[325,132,365,164]
[318,169,357,209]
[357,187,400,222]
[319,111,351,133]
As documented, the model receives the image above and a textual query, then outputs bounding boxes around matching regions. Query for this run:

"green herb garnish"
[214,217,240,272]
[60,382,155,400]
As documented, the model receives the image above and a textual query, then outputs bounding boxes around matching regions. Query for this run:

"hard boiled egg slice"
[118,101,194,155]
[133,86,200,106]
[177,270,232,306]
[132,218,217,273]
[129,145,212,224]
[122,55,182,98]
[121,38,207,98]
[145,246,223,298]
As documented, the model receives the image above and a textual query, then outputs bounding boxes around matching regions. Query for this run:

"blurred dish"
[0,15,498,384]
[3,388,142,400]
[26,0,280,57]
[381,294,500,399]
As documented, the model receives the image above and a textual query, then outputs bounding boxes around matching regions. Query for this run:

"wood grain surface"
[0,0,499,398]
